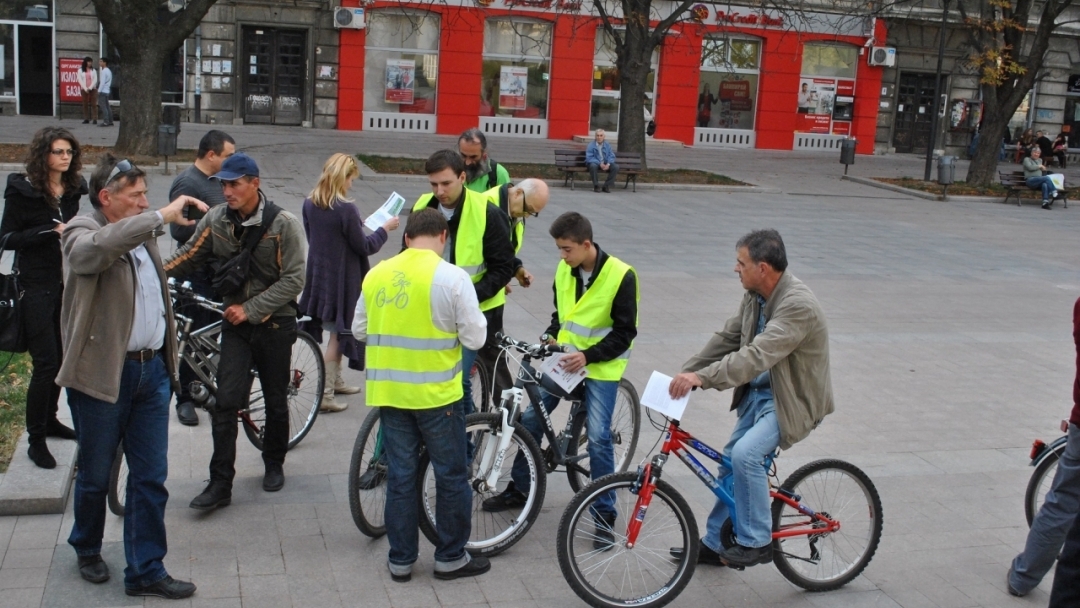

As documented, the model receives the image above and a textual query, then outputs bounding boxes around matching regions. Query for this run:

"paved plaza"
[0,116,1078,606]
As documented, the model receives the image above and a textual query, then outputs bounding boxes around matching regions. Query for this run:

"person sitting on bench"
[1023,148,1058,210]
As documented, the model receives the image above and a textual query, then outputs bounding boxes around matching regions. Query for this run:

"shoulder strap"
[242,202,282,252]
[487,160,499,190]
[0,233,19,274]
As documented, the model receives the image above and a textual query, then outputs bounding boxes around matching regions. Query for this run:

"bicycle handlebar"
[168,277,224,314]
[495,331,568,358]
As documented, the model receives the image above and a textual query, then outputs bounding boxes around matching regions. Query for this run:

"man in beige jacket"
[669,229,833,569]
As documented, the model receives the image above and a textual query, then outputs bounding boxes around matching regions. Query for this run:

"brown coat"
[57,210,179,403]
[680,272,834,450]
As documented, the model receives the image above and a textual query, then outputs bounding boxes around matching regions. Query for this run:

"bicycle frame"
[624,419,841,548]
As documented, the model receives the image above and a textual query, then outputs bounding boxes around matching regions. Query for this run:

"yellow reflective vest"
[555,255,638,381]
[413,190,506,311]
[363,248,463,409]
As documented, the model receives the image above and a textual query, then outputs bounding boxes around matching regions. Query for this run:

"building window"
[481,18,551,119]
[0,25,13,97]
[797,42,857,135]
[0,1,52,22]
[697,36,760,130]
[590,28,659,133]
[364,10,439,115]
[101,27,187,105]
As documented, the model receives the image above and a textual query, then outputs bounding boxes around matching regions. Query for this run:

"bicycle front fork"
[625,454,666,548]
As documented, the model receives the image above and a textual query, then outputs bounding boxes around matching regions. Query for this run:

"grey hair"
[736,229,788,272]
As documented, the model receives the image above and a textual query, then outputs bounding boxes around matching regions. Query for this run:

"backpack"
[487,160,501,190]
[211,202,283,297]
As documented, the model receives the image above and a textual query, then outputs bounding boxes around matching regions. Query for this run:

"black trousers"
[1050,508,1080,607]
[210,316,296,486]
[175,275,220,404]
[21,286,63,442]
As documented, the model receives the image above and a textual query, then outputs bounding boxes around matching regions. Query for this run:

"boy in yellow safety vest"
[482,211,638,550]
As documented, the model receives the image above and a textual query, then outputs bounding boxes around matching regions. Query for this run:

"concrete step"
[0,432,76,515]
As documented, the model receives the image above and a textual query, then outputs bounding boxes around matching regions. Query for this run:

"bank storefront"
[338,0,885,152]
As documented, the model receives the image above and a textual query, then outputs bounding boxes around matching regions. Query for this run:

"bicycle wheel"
[349,408,388,538]
[771,459,883,591]
[469,359,492,415]
[107,444,127,517]
[557,472,698,608]
[1026,445,1063,526]
[418,412,546,556]
[566,379,643,492]
[243,330,324,450]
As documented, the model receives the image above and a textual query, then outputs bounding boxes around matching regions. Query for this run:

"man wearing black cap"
[164,153,307,509]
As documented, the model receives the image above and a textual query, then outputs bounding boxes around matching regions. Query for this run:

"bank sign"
[59,58,83,103]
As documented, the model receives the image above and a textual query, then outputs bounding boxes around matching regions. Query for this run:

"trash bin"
[162,106,181,134]
[937,155,956,185]
[158,124,177,157]
[839,138,857,166]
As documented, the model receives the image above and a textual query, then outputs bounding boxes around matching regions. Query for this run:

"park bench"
[554,149,645,192]
[999,170,1069,208]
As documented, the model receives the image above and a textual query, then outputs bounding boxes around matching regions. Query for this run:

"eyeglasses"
[521,191,539,218]
[50,148,77,157]
[106,159,134,186]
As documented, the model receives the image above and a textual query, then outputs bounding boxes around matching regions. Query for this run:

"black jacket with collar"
[545,243,638,365]
[1,173,86,287]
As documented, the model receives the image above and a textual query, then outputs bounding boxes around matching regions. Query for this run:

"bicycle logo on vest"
[375,271,410,309]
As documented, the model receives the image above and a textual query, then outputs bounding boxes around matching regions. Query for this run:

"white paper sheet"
[641,371,689,420]
[364,192,407,231]
[536,353,587,394]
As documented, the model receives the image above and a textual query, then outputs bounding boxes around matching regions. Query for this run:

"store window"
[364,10,439,115]
[796,42,857,135]
[481,19,551,119]
[590,29,659,133]
[0,25,13,98]
[0,1,52,22]
[696,36,760,130]
[101,28,186,105]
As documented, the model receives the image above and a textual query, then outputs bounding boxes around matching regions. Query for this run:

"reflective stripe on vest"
[413,190,506,312]
[555,256,638,381]
[363,248,463,408]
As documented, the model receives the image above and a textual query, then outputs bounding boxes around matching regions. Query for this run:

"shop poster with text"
[499,66,528,111]
[384,59,415,104]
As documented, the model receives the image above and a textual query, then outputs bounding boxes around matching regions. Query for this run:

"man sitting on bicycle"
[669,229,833,568]
[485,212,638,548]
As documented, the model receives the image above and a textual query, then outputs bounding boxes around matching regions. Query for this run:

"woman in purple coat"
[299,153,399,412]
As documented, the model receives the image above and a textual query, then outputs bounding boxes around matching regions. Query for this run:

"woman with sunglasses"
[298,153,399,412]
[1,127,88,468]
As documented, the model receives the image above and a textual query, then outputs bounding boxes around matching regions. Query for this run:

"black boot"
[28,440,56,469]
[46,420,76,440]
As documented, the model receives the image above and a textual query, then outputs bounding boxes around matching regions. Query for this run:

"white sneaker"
[1051,190,1059,198]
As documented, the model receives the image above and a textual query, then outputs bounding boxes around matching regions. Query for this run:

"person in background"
[1036,130,1054,160]
[97,59,113,127]
[77,57,97,125]
[298,153,399,412]
[168,129,234,426]
[1023,147,1057,210]
[59,155,204,598]
[458,129,510,193]
[1053,132,1068,169]
[0,127,86,469]
[1016,128,1035,163]
[586,129,618,193]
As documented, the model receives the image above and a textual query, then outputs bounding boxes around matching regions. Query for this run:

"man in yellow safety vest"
[482,211,638,551]
[353,208,490,582]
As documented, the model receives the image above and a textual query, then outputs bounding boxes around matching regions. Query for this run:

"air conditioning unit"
[868,46,896,67]
[334,7,365,29]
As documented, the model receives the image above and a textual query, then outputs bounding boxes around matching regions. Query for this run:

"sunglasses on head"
[106,159,134,186]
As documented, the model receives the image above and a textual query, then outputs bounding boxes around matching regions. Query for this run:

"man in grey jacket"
[164,153,306,509]
[59,155,205,598]
[669,229,834,568]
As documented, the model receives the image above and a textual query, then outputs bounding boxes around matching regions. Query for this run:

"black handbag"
[211,203,282,297]
[0,233,27,353]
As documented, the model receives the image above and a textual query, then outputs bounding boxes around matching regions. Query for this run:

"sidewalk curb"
[0,432,76,516]
[0,162,190,176]
[842,174,1030,205]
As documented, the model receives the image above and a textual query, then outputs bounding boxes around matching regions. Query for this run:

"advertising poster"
[832,121,851,136]
[719,79,752,111]
[499,66,528,111]
[59,58,83,103]
[384,59,415,104]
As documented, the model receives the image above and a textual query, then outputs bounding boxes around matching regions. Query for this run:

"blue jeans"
[512,379,618,517]
[67,353,172,589]
[703,410,781,550]
[1011,422,1080,594]
[461,347,479,418]
[380,403,472,575]
[1027,176,1056,200]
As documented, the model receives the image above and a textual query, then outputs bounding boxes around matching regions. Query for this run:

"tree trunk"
[966,107,1010,186]
[113,53,166,157]
[615,24,653,168]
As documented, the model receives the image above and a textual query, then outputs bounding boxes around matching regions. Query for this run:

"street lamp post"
[924,0,951,181]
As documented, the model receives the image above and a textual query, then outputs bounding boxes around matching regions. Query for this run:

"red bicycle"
[556,409,883,608]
